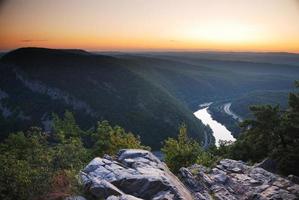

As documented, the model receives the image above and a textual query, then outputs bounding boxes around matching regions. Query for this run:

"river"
[194,105,235,146]
[223,103,242,122]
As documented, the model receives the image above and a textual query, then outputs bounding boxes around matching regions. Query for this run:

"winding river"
[194,104,235,146]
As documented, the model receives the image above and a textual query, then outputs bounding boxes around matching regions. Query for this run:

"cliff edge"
[75,149,299,200]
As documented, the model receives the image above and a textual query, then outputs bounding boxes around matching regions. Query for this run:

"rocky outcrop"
[65,196,87,200]
[180,159,299,200]
[79,150,299,200]
[80,149,193,200]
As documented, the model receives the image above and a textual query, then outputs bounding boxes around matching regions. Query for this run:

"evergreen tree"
[52,111,82,142]
[162,123,203,173]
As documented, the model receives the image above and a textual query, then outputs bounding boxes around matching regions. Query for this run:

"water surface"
[194,107,235,146]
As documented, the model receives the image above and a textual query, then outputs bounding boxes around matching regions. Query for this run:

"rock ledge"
[180,159,299,200]
[79,150,299,200]
[80,149,192,200]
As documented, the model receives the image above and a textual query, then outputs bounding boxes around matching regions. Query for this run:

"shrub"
[91,120,150,156]
[162,123,204,173]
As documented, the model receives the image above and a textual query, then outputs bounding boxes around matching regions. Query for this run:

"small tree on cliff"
[162,123,203,173]
[91,120,150,157]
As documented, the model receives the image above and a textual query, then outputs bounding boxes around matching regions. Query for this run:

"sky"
[0,0,299,52]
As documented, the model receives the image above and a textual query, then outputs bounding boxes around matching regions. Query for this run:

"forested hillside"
[0,48,212,148]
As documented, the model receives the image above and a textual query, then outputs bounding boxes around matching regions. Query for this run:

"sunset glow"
[0,0,299,52]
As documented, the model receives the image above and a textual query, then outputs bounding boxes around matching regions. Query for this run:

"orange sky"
[0,0,299,52]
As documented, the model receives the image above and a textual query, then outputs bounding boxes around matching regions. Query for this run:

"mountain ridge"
[0,47,212,149]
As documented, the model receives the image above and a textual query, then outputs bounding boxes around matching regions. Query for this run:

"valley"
[0,48,299,148]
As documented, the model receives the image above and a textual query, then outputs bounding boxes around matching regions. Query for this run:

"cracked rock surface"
[79,150,298,200]
[80,149,193,200]
[180,159,299,200]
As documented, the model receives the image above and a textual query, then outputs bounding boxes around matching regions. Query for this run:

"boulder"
[65,196,87,200]
[80,149,193,200]
[180,159,299,200]
[106,194,143,200]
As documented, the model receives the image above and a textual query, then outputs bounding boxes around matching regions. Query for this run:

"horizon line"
[1,46,299,55]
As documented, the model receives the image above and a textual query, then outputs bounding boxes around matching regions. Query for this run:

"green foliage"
[0,111,150,199]
[91,120,150,156]
[196,151,219,168]
[51,137,90,171]
[0,130,52,200]
[52,111,82,142]
[0,154,45,200]
[223,81,299,176]
[162,124,204,173]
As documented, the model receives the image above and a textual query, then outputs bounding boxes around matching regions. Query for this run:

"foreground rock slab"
[180,159,299,200]
[80,149,193,200]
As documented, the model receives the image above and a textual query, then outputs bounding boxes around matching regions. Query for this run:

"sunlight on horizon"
[0,0,299,52]
[184,23,260,43]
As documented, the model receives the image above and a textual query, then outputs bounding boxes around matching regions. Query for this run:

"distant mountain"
[117,53,299,109]
[142,51,299,66]
[0,48,212,149]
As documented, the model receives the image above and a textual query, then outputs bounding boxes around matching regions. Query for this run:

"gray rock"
[80,149,193,200]
[179,167,213,200]
[193,192,213,200]
[65,196,87,200]
[249,167,277,184]
[213,173,228,184]
[79,151,299,200]
[287,184,299,196]
[103,154,114,161]
[89,178,123,198]
[230,167,242,173]
[180,159,299,200]
[179,167,203,191]
[152,191,175,200]
[106,194,143,200]
[219,159,249,172]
